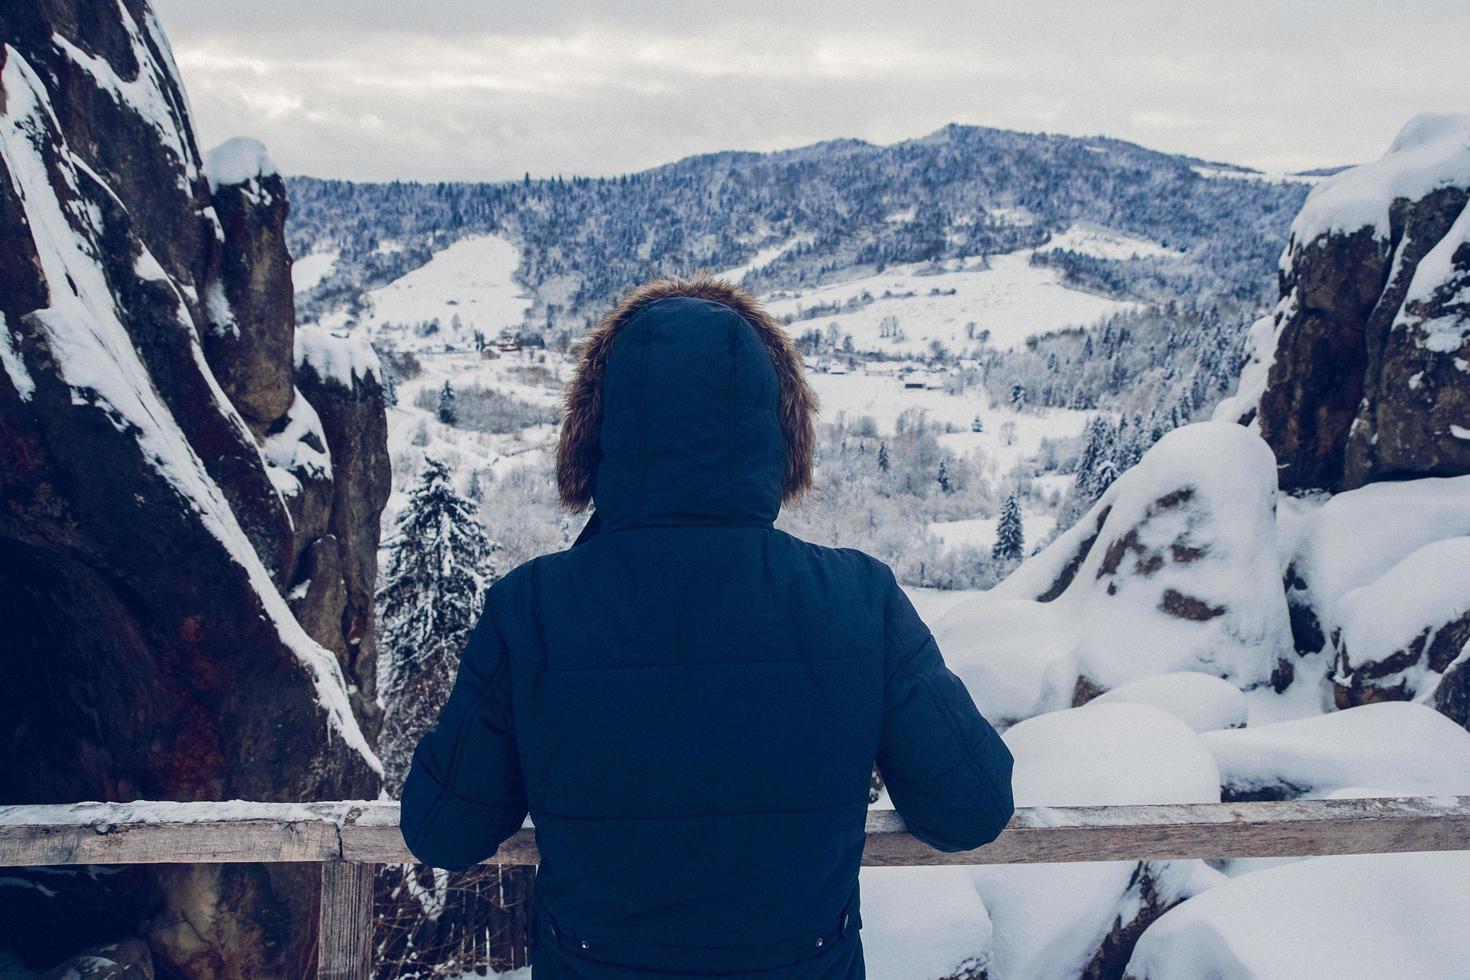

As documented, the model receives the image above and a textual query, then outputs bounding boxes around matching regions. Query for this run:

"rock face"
[0,2,387,976]
[1249,113,1470,492]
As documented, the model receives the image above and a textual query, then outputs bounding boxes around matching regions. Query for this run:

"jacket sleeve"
[399,590,529,870]
[874,565,1015,852]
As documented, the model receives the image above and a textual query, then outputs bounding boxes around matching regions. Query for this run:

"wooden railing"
[3,796,1469,978]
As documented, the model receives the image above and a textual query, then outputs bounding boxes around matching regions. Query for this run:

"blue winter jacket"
[400,294,1015,978]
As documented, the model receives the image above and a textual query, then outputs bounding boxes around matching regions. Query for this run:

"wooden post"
[318,862,374,980]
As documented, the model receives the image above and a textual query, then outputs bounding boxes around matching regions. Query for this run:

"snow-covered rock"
[1247,113,1470,491]
[971,703,1226,980]
[1275,476,1470,714]
[203,136,279,191]
[1200,701,1470,800]
[935,422,1291,723]
[0,2,386,975]
[1091,672,1248,733]
[1124,850,1470,980]
[860,867,993,979]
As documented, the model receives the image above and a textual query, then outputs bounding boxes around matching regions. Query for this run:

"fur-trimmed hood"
[557,275,815,533]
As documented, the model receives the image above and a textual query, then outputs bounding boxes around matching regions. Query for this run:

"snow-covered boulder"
[935,422,1291,723]
[1124,850,1470,980]
[1246,113,1470,492]
[1200,701,1470,800]
[1090,672,1248,732]
[1273,476,1470,717]
[971,703,1226,980]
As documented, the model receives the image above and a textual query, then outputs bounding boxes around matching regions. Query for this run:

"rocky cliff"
[1214,114,1470,725]
[0,2,388,976]
[1227,113,1470,491]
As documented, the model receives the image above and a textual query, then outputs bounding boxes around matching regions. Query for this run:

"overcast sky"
[152,0,1470,184]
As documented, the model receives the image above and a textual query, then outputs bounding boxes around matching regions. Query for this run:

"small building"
[495,327,521,352]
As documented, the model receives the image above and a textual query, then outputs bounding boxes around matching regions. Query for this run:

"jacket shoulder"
[774,529,897,586]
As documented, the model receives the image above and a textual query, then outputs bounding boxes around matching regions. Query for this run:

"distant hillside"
[285,125,1312,335]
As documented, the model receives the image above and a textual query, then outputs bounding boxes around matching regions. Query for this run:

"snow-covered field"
[764,246,1141,355]
[318,234,533,351]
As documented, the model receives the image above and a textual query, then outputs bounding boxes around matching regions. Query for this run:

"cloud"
[153,0,1470,182]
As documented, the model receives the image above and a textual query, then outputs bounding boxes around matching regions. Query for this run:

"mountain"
[284,125,1313,338]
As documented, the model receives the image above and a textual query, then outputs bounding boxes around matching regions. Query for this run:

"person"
[400,275,1015,979]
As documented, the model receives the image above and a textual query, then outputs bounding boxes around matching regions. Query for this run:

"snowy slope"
[322,234,533,351]
[764,250,1141,355]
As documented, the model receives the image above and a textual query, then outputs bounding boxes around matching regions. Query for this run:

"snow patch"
[203,136,278,191]
[763,251,1141,355]
[0,311,35,401]
[296,324,381,387]
[261,389,333,498]
[1290,112,1470,246]
[350,234,531,350]
[1200,701,1470,799]
[1043,222,1181,261]
[1090,671,1248,733]
[292,249,339,293]
[1126,850,1470,980]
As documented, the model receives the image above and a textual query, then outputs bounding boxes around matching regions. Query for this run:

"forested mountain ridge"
[286,124,1314,335]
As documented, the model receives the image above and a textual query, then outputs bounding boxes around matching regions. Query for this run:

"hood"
[558,277,816,538]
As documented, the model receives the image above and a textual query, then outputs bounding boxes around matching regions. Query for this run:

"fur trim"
[557,274,817,512]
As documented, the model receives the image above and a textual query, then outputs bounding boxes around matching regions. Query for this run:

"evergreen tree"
[382,370,398,408]
[437,380,457,425]
[971,414,984,433]
[1009,381,1027,411]
[1075,415,1115,503]
[877,442,890,473]
[377,457,497,790]
[937,459,952,494]
[992,495,1024,562]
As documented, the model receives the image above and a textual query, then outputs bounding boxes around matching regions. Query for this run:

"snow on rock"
[1290,113,1470,245]
[0,310,35,401]
[972,703,1225,980]
[936,422,1291,722]
[1091,672,1248,733]
[1004,702,1222,806]
[204,136,279,191]
[1199,701,1470,800]
[1125,850,1470,980]
[860,867,993,980]
[1333,536,1470,704]
[296,324,382,388]
[1278,476,1470,707]
[261,389,333,498]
